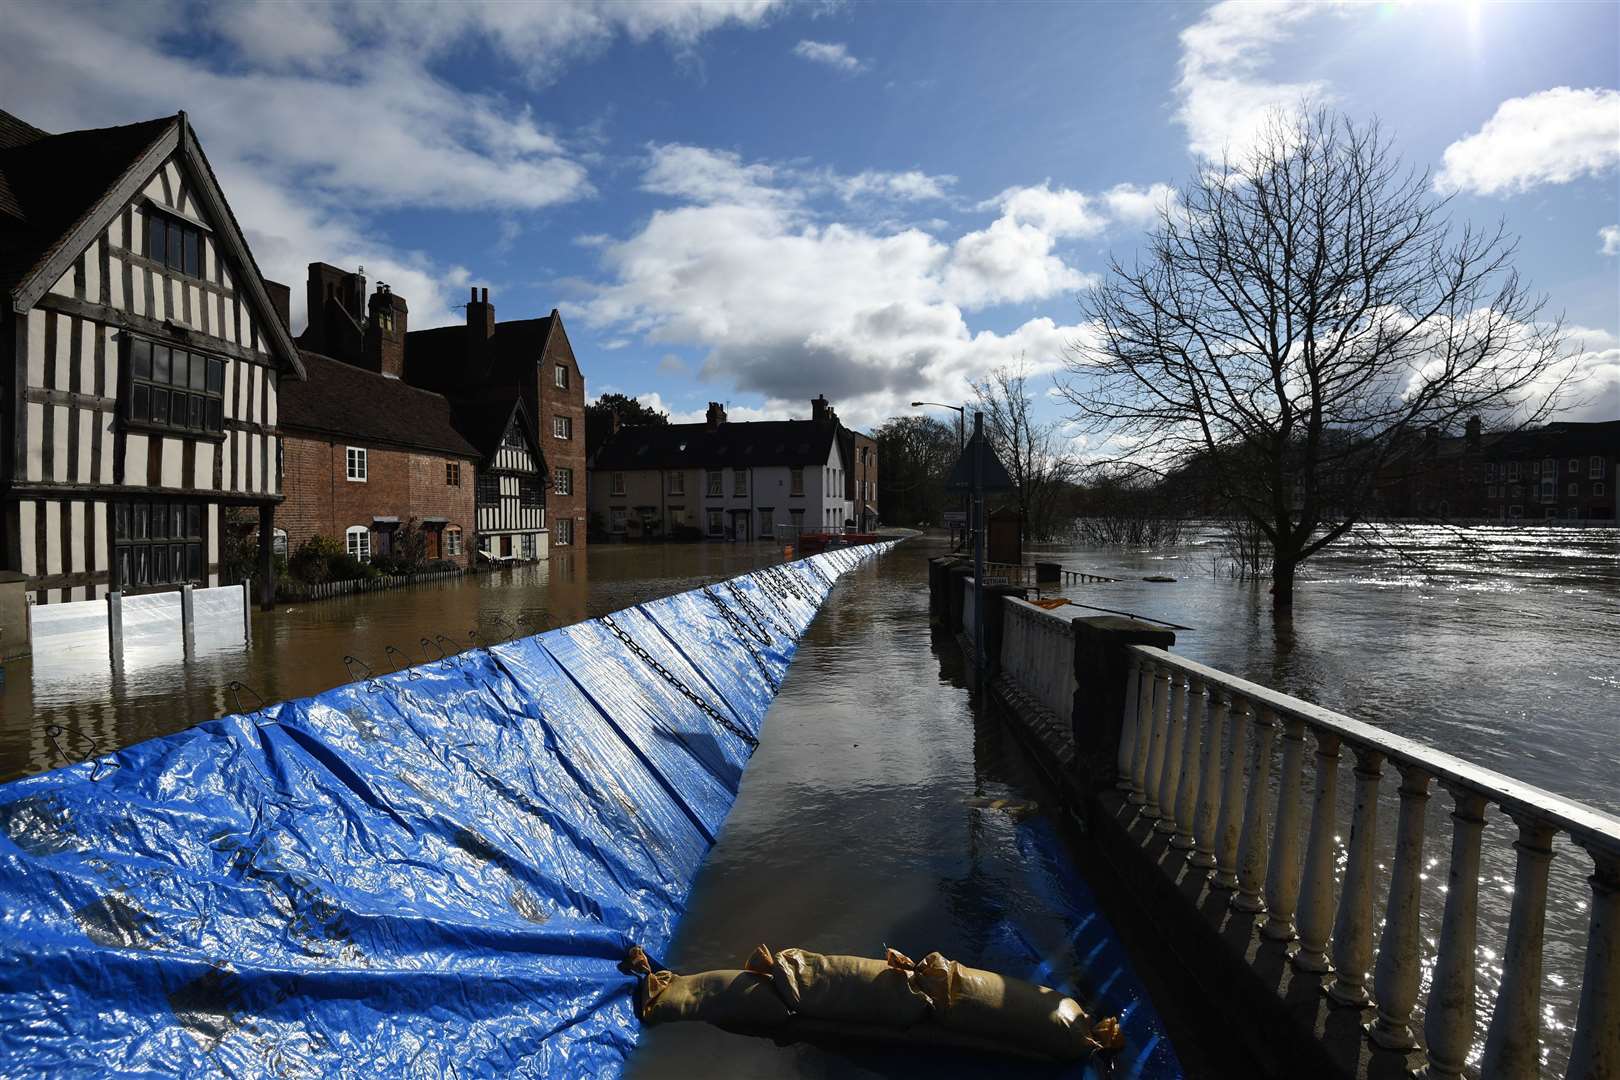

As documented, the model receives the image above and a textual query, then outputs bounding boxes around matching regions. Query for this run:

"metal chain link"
[753,567,802,628]
[723,580,790,644]
[762,564,805,603]
[701,588,781,692]
[805,559,834,590]
[600,613,759,748]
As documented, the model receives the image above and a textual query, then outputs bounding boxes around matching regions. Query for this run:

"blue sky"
[3,0,1616,432]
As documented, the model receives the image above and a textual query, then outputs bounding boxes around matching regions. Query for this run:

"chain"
[762,563,804,602]
[805,559,834,590]
[600,613,759,748]
[701,588,781,692]
[753,567,802,627]
[723,580,790,644]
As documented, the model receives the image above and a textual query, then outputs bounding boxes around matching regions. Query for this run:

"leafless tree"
[1061,107,1574,611]
[972,361,1079,540]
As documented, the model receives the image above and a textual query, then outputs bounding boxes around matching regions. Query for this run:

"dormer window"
[146,209,203,278]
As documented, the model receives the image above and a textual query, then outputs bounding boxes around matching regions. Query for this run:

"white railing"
[1000,598,1078,725]
[1117,645,1620,1080]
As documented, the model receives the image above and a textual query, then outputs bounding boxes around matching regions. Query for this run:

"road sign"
[942,510,967,526]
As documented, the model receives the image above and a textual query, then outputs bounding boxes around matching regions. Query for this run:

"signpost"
[944,413,1014,682]
[942,510,967,527]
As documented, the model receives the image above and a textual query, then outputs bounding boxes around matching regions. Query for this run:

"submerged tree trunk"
[1271,555,1297,612]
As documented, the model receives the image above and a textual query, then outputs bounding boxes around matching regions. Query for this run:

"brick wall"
[853,431,879,526]
[279,434,476,565]
[536,324,586,547]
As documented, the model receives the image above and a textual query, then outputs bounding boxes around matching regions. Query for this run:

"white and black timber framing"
[1,110,305,607]
[475,402,547,555]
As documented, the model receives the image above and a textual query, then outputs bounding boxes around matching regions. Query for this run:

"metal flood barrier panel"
[0,542,898,1078]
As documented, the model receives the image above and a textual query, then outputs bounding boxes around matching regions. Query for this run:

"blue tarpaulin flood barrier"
[0,544,894,1077]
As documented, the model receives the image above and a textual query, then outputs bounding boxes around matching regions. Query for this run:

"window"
[553,467,573,496]
[1592,456,1607,479]
[790,509,804,531]
[345,526,371,563]
[271,528,288,557]
[553,364,569,389]
[790,467,804,496]
[520,533,536,559]
[759,509,773,533]
[734,470,747,496]
[1507,462,1519,480]
[553,415,573,440]
[446,462,461,486]
[1570,458,1581,474]
[124,338,225,436]
[611,472,625,496]
[1596,482,1607,497]
[668,472,684,495]
[346,447,367,482]
[1569,482,1580,497]
[375,309,394,332]
[1485,463,1496,481]
[1540,477,1555,500]
[446,527,463,556]
[146,210,203,278]
[610,508,627,532]
[707,509,723,535]
[113,500,203,588]
[520,477,543,508]
[554,517,573,546]
[707,469,723,496]
[476,474,499,505]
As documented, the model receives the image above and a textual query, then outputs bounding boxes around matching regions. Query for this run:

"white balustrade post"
[1293,730,1342,973]
[1140,665,1172,819]
[1421,787,1489,1080]
[1116,655,1141,792]
[1154,671,1189,835]
[1481,814,1557,1079]
[1171,677,1206,850]
[1232,706,1278,913]
[1128,662,1155,802]
[1190,691,1229,871]
[1211,699,1251,890]
[1370,764,1434,1049]
[1328,748,1385,1006]
[1262,716,1308,940]
[1566,846,1620,1080]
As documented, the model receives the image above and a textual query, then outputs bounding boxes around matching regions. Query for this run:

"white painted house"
[1,109,304,606]
[589,399,852,541]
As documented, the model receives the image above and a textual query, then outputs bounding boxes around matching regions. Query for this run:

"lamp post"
[912,401,967,548]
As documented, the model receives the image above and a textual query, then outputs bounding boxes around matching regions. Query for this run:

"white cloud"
[792,39,864,73]
[1555,325,1620,422]
[658,354,689,374]
[983,180,1175,239]
[1436,88,1620,196]
[579,146,1102,429]
[1175,0,1333,160]
[1601,225,1620,256]
[831,169,955,203]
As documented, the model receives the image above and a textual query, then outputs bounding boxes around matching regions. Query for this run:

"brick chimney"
[262,279,291,332]
[301,262,365,361]
[1466,415,1482,449]
[466,286,496,380]
[365,282,408,378]
[706,401,727,427]
[811,394,831,422]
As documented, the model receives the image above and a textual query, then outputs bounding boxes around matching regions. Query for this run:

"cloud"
[831,170,955,202]
[579,145,1105,429]
[1435,88,1620,196]
[1175,0,1334,159]
[1555,325,1620,422]
[1601,225,1620,256]
[982,181,1176,239]
[658,354,689,374]
[792,39,864,72]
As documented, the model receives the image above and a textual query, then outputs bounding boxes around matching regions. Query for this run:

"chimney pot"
[481,287,489,303]
[470,287,478,303]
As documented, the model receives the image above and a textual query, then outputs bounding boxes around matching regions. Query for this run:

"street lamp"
[910,401,965,450]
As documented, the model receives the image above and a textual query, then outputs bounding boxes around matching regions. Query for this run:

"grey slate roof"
[280,350,479,458]
[592,419,841,470]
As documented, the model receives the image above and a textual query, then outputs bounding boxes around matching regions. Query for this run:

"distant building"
[1387,417,1618,521]
[589,397,855,540]
[453,390,548,561]
[841,427,880,531]
[0,108,302,606]
[406,290,587,552]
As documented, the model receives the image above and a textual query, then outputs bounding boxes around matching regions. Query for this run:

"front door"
[501,535,513,557]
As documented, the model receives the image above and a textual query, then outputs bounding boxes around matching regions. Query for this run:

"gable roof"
[404,314,556,394]
[0,107,304,379]
[449,388,545,469]
[280,350,478,458]
[592,418,842,471]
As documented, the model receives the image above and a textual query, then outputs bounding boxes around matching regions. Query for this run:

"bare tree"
[972,361,1079,541]
[1062,107,1573,611]
[873,415,958,526]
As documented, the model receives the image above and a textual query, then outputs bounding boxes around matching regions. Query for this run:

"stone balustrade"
[1114,645,1620,1080]
[997,594,1079,724]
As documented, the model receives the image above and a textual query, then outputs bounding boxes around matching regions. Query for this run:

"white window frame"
[346,446,367,482]
[553,364,568,389]
[707,509,723,535]
[609,508,627,533]
[707,469,722,496]
[446,527,463,556]
[1591,456,1607,479]
[1569,482,1580,497]
[1570,458,1581,474]
[790,467,804,496]
[668,472,684,495]
[345,525,371,562]
[1596,481,1607,497]
[733,470,747,496]
[446,461,460,486]
[520,533,536,559]
[554,517,573,546]
[554,467,572,496]
[553,415,572,440]
[611,472,625,496]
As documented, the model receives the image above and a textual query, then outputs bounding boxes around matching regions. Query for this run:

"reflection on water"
[0,542,794,782]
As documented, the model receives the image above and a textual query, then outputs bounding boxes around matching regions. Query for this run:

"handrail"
[1128,644,1620,850]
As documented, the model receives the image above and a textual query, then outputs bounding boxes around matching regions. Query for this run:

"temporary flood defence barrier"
[0,542,898,1078]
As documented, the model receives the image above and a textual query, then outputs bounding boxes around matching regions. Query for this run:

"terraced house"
[0,109,300,606]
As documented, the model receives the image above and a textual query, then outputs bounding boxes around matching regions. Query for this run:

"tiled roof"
[592,419,842,470]
[279,350,479,458]
[449,388,543,467]
[403,316,554,395]
[0,108,174,299]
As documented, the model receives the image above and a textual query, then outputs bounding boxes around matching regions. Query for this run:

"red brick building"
[842,428,880,530]
[407,290,587,551]
[279,349,479,565]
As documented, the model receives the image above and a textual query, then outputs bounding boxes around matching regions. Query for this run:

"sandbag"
[641,969,793,1031]
[912,950,1111,1061]
[749,945,931,1027]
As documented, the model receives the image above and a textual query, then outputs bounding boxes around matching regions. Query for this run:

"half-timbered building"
[1,109,302,608]
[456,392,547,561]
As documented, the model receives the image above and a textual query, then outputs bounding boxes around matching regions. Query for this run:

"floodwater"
[2,524,1615,1075]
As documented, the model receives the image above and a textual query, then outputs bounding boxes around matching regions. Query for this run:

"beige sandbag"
[911,950,1099,1061]
[748,944,931,1027]
[639,969,792,1031]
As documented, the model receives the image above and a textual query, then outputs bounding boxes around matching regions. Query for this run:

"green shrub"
[289,535,342,585]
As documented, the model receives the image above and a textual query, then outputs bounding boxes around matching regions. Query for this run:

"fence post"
[180,583,196,660]
[106,591,124,672]
[1069,618,1175,793]
[241,580,252,645]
